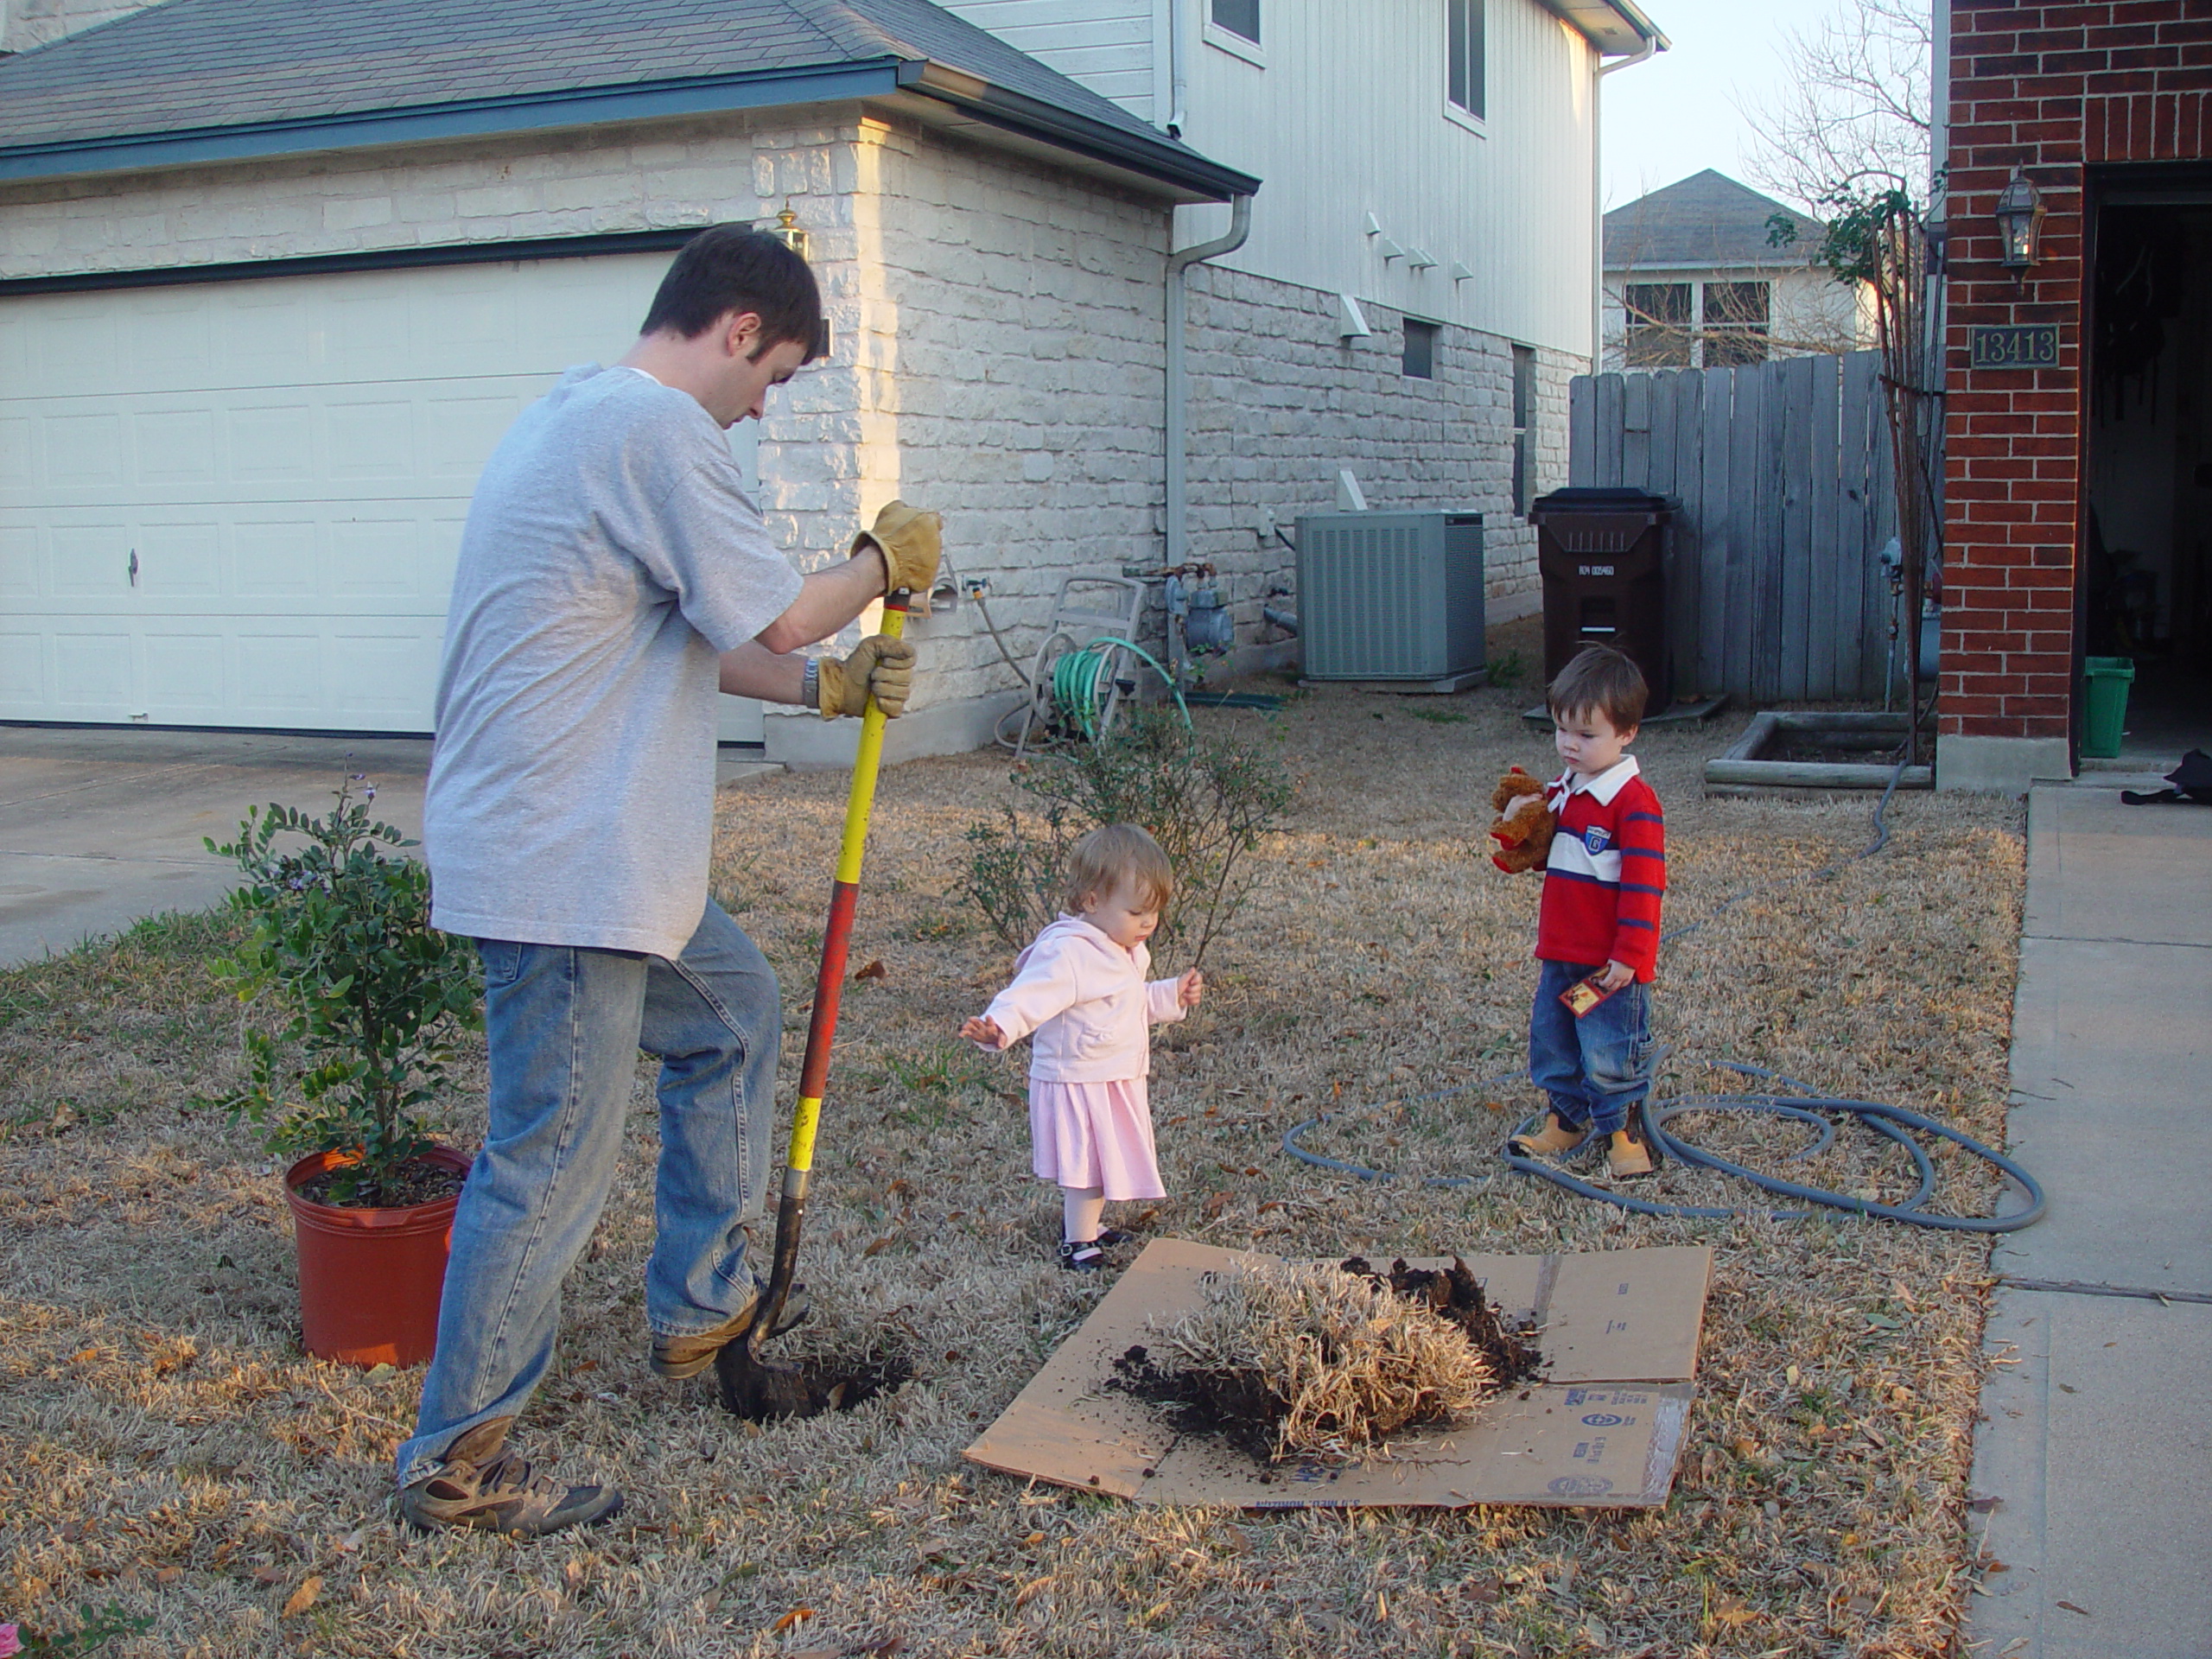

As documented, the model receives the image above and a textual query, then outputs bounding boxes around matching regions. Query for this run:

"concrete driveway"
[0,728,431,969]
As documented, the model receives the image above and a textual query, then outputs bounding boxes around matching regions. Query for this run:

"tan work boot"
[649,1287,811,1380]
[1606,1122,1658,1179]
[1508,1112,1592,1158]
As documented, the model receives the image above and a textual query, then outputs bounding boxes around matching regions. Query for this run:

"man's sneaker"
[650,1287,812,1381]
[397,1421,621,1537]
[1058,1238,1105,1272]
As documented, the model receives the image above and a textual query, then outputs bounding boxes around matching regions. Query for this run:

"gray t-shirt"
[424,365,803,958]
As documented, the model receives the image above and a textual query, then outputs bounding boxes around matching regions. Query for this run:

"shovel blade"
[714,1335,823,1421]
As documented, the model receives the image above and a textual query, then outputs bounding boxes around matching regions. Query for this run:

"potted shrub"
[207,774,482,1368]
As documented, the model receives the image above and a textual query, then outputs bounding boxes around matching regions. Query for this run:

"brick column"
[1939,0,2212,790]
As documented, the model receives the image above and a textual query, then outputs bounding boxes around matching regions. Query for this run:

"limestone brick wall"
[0,0,160,54]
[861,118,1171,715]
[1179,264,1566,639]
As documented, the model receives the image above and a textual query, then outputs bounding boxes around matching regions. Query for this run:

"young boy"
[1503,645,1667,1179]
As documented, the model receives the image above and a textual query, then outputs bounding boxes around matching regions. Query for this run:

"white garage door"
[0,251,764,741]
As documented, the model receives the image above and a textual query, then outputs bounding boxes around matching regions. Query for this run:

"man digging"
[393,226,941,1535]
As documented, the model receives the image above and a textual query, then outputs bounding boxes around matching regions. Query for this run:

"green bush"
[962,709,1292,967]
[206,775,481,1208]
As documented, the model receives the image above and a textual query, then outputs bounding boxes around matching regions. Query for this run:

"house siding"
[1170,0,1599,360]
[0,0,160,54]
[936,0,1159,123]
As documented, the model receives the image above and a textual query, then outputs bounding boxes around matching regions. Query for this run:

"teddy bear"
[1487,766,1556,874]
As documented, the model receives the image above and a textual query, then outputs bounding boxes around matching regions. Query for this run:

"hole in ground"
[715,1348,912,1421]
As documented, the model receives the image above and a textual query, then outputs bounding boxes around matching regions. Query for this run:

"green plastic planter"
[2081,656,2135,759]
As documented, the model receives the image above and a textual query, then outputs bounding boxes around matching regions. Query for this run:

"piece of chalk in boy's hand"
[1558,973,1620,1020]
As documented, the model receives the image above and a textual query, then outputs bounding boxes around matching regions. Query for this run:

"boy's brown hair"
[1062,823,1174,915]
[1546,645,1649,731]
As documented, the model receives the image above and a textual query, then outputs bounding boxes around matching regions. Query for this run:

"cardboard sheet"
[963,1237,1713,1509]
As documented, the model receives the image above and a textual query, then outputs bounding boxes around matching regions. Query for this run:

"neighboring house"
[0,0,1662,765]
[1936,0,2212,791]
[1600,168,1868,371]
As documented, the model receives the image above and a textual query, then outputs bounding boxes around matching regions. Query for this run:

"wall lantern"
[1993,167,2045,271]
[768,203,809,261]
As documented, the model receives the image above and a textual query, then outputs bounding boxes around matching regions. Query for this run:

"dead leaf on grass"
[854,959,887,982]
[1203,1192,1230,1218]
[2057,1600,2092,1617]
[1014,1575,1053,1607]
[772,1608,817,1633]
[282,1575,322,1618]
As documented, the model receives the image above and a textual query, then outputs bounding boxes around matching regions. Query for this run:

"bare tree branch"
[1739,0,1932,215]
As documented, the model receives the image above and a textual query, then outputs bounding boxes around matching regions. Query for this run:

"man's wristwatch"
[801,658,820,710]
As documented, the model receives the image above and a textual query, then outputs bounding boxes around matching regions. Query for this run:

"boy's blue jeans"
[1528,958,1654,1137]
[395,900,779,1485]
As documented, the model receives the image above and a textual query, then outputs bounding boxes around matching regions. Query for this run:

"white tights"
[1062,1185,1107,1244]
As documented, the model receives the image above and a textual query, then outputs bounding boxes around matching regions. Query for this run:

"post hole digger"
[717,592,912,1421]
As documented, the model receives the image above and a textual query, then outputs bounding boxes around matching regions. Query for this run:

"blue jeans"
[395,900,779,1484]
[1528,958,1653,1137]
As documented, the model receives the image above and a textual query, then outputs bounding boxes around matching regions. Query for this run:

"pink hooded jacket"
[980,913,1187,1083]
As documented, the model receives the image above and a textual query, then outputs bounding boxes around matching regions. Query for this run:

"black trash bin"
[1529,486,1676,712]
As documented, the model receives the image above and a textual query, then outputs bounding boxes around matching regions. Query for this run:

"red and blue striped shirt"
[1536,757,1667,982]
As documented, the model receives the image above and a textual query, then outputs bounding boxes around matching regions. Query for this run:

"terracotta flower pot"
[283,1145,472,1368]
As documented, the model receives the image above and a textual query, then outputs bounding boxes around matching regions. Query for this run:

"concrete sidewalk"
[0,728,435,969]
[1965,784,2212,1659]
[0,728,786,969]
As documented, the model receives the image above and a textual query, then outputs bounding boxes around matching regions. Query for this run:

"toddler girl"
[960,823,1204,1270]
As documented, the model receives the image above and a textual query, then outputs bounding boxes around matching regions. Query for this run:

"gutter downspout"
[1166,192,1252,567]
[1166,0,1188,137]
[1592,35,1659,371]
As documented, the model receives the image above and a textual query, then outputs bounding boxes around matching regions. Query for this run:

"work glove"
[852,500,943,615]
[816,635,918,719]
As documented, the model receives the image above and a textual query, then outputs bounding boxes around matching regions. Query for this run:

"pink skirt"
[1029,1077,1166,1200]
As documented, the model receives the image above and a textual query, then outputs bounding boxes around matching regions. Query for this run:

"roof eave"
[0,54,1257,205]
[0,60,907,186]
[1539,0,1669,56]
[894,60,1258,203]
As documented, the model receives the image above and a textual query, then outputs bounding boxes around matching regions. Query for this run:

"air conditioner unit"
[1294,511,1485,682]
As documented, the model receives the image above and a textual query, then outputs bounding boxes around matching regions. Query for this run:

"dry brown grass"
[0,652,2026,1657]
[1145,1260,1496,1462]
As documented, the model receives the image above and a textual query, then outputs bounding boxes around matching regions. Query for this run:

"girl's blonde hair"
[1062,823,1174,916]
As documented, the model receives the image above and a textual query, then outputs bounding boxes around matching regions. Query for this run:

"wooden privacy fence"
[1567,350,1900,703]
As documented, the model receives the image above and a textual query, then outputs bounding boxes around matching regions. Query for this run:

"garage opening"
[2088,194,2212,758]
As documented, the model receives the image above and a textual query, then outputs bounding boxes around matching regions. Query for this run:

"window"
[1702,281,1770,366]
[1211,0,1259,45]
[1510,343,1535,515]
[1402,318,1438,378]
[1447,0,1485,121]
[1624,283,1693,367]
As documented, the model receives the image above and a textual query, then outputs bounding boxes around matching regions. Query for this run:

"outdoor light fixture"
[768,203,809,261]
[1993,167,2044,271]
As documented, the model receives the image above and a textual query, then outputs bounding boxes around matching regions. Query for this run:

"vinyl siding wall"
[936,0,1163,123]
